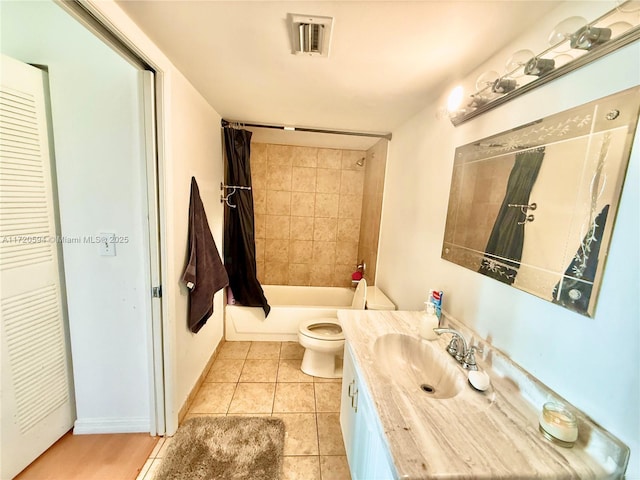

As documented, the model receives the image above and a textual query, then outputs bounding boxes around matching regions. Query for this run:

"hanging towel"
[182,177,229,333]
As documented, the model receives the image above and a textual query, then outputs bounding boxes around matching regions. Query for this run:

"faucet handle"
[446,336,459,357]
[463,345,483,371]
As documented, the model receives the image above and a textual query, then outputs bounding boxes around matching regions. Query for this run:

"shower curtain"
[479,148,545,284]
[223,127,270,316]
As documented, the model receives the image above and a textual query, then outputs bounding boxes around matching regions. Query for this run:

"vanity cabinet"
[340,343,396,480]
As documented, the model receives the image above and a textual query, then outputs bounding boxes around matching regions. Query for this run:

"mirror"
[442,86,640,317]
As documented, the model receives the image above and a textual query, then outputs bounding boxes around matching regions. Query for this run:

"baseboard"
[73,417,150,434]
[177,338,224,425]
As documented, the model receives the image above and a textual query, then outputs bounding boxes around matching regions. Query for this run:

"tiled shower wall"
[251,143,366,287]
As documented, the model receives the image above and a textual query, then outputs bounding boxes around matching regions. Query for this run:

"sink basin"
[373,333,465,399]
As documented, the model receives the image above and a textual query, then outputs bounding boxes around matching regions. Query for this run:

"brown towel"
[182,177,229,333]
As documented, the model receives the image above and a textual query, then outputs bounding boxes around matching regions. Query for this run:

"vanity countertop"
[338,309,627,480]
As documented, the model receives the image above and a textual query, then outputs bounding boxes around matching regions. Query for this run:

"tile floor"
[136,341,351,480]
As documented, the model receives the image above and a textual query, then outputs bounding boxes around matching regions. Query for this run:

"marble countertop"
[338,310,628,480]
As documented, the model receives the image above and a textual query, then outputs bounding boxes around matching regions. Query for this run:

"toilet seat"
[298,318,344,341]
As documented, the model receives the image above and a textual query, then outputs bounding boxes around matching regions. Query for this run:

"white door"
[0,55,75,479]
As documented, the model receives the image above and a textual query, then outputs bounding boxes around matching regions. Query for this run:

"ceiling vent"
[288,14,333,57]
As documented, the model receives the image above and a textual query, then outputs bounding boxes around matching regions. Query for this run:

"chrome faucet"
[433,328,481,370]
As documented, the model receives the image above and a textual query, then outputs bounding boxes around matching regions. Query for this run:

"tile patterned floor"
[137,341,351,480]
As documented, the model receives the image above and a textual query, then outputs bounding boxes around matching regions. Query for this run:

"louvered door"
[0,55,75,480]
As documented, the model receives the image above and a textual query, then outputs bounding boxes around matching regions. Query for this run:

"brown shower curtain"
[479,148,545,284]
[223,127,270,316]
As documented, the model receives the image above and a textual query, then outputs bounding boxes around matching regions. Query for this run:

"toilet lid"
[299,319,344,340]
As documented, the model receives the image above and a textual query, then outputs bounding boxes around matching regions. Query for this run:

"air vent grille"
[289,14,333,57]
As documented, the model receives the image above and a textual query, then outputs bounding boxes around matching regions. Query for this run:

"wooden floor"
[15,431,159,480]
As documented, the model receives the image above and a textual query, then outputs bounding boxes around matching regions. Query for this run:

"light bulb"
[505,49,535,78]
[447,85,464,113]
[548,16,587,52]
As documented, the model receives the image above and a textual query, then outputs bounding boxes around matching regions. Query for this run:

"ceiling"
[116,0,560,147]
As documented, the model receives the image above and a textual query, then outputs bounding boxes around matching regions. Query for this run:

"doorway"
[0,0,163,476]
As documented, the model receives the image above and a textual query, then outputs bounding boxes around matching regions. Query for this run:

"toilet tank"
[365,286,396,310]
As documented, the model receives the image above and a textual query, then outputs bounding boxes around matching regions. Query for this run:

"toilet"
[297,280,396,378]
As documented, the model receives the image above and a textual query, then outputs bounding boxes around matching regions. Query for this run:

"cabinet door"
[358,385,396,480]
[340,344,358,467]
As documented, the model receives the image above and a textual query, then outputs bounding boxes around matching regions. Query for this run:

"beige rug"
[155,416,285,480]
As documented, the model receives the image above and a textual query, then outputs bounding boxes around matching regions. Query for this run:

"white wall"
[377,41,640,476]
[169,74,225,421]
[1,1,151,432]
[81,0,227,434]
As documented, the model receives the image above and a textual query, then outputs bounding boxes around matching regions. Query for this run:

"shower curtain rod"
[221,119,392,141]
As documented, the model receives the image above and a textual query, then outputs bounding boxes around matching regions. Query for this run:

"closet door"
[0,54,75,479]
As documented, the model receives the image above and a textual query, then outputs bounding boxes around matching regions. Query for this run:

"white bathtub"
[225,285,356,341]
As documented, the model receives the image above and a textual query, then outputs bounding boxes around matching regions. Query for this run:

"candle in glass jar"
[539,402,578,445]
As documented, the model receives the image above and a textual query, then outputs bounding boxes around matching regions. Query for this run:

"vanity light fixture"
[443,0,640,126]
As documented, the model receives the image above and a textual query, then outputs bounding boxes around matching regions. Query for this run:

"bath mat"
[155,416,285,480]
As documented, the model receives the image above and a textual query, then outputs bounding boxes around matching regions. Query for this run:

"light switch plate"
[98,233,116,256]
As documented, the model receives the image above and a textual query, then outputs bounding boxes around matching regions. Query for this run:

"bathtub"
[225,285,356,341]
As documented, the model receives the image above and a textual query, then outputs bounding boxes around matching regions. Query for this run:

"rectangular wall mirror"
[442,86,640,317]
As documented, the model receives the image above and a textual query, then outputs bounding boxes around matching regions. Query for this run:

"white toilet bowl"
[297,279,368,378]
[298,319,345,378]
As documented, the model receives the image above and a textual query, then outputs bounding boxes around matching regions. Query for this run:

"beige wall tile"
[333,264,354,288]
[255,237,265,263]
[312,241,336,265]
[251,142,268,165]
[288,263,311,286]
[338,194,363,219]
[335,241,358,265]
[268,144,293,166]
[254,189,266,215]
[316,168,341,194]
[266,215,291,240]
[337,218,361,243]
[256,261,264,283]
[266,190,291,215]
[313,218,337,242]
[340,169,365,195]
[264,261,289,284]
[292,167,317,192]
[317,148,342,169]
[290,192,315,217]
[310,264,334,287]
[265,239,289,263]
[255,213,266,238]
[315,194,339,218]
[251,162,267,191]
[267,163,293,191]
[290,240,313,264]
[341,150,366,171]
[292,146,318,167]
[290,216,314,241]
